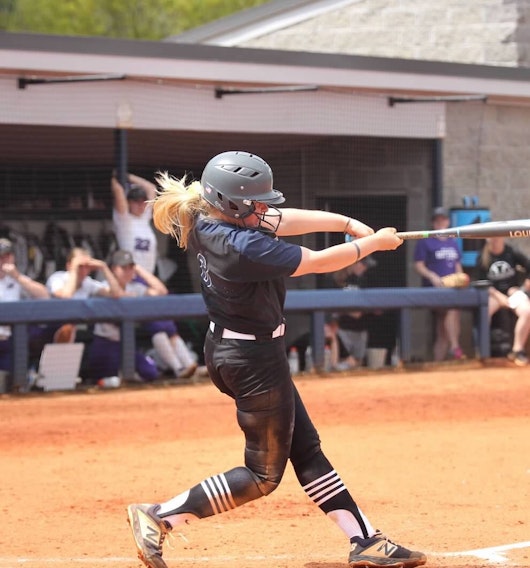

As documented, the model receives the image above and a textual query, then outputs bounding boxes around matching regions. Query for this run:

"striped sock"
[303,469,346,507]
[200,473,238,514]
[303,470,374,539]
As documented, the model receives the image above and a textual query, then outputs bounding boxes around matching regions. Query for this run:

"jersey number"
[134,238,151,252]
[197,253,212,287]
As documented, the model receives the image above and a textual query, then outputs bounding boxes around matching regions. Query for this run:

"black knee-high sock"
[294,450,371,538]
[157,466,271,519]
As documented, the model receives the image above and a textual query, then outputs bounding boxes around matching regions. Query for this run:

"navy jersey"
[188,218,302,335]
[476,244,530,294]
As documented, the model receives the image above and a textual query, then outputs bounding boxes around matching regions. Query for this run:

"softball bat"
[396,219,530,240]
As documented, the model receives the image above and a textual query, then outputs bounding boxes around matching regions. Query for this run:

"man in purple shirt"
[414,207,465,361]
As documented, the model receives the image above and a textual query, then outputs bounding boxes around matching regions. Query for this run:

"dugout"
[0,124,436,360]
[1,32,529,363]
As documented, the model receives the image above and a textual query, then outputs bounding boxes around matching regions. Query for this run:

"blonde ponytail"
[151,173,208,249]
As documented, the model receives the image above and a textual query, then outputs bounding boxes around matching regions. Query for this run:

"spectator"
[112,172,200,375]
[92,249,201,381]
[84,250,161,383]
[327,255,379,369]
[143,318,200,380]
[414,207,465,361]
[111,171,158,274]
[290,256,384,372]
[46,247,123,342]
[0,238,50,373]
[476,236,530,366]
[324,315,359,371]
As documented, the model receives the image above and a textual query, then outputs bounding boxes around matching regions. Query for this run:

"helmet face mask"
[201,151,284,232]
[253,204,282,234]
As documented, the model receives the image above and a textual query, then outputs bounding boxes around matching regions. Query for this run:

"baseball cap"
[126,184,148,202]
[0,238,13,256]
[432,206,449,219]
[110,250,135,267]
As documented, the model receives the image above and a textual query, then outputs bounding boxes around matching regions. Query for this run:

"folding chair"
[35,343,84,391]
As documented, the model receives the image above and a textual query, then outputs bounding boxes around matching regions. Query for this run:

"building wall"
[240,0,528,67]
[235,0,530,359]
[445,102,530,256]
[239,0,530,258]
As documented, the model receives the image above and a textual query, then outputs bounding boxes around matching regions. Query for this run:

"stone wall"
[241,0,529,67]
[445,101,530,255]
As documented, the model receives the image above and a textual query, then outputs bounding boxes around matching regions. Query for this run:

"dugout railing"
[0,287,490,391]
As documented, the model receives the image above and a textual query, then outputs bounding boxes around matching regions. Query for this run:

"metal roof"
[2,31,530,96]
[166,0,357,46]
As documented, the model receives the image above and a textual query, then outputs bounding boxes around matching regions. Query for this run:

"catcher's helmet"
[201,151,285,220]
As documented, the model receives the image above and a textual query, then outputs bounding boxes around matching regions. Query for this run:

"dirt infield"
[1,361,529,568]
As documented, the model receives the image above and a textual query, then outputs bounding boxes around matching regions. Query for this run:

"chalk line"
[1,541,529,566]
[437,540,530,563]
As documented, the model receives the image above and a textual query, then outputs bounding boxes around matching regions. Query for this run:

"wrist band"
[352,241,361,260]
[343,218,352,233]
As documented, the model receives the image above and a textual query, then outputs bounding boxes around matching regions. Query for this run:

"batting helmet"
[201,151,285,220]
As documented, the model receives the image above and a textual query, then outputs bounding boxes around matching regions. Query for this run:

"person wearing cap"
[85,250,201,382]
[414,207,466,361]
[45,247,123,344]
[0,238,50,373]
[111,172,158,274]
[112,171,202,376]
[84,250,159,383]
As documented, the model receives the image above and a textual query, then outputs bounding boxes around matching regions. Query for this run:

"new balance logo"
[145,524,160,546]
[377,542,399,556]
[137,510,161,546]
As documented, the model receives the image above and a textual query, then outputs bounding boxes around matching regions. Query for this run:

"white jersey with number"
[112,207,157,274]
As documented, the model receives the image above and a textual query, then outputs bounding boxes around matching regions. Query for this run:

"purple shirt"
[414,237,461,286]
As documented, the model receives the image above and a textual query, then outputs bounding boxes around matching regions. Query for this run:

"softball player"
[127,151,426,568]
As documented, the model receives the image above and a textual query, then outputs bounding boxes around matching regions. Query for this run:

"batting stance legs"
[155,334,372,536]
[127,333,426,568]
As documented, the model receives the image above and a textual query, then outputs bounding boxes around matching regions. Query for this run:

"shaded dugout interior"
[1,123,430,288]
[0,123,434,359]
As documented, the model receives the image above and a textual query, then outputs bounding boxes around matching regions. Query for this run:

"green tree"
[1,0,270,39]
